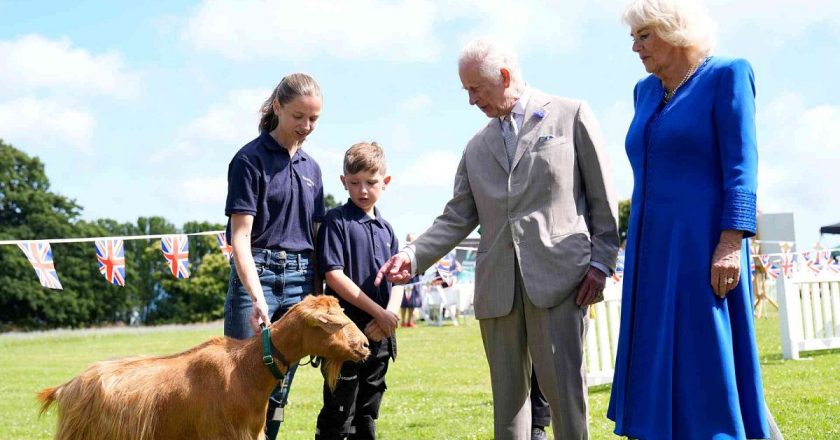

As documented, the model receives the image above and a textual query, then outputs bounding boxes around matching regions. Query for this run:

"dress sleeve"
[714,59,758,237]
[316,211,345,275]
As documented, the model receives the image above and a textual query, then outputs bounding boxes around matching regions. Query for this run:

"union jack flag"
[161,235,190,279]
[216,232,233,262]
[819,250,833,273]
[828,257,840,274]
[804,250,829,275]
[779,252,795,278]
[759,255,779,280]
[95,239,126,286]
[17,241,63,290]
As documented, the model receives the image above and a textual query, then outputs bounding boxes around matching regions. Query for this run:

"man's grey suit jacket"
[413,89,620,319]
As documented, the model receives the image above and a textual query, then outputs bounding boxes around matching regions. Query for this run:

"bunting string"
[1,230,837,289]
[0,231,224,246]
[3,231,229,290]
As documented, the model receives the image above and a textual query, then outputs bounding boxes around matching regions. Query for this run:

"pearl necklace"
[662,60,701,104]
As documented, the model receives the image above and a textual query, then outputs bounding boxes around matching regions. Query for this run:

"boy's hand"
[364,321,386,342]
[374,309,399,337]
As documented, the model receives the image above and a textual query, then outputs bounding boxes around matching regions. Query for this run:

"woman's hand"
[710,230,744,298]
[249,295,271,334]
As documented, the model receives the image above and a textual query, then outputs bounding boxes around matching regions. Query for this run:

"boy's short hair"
[343,142,387,175]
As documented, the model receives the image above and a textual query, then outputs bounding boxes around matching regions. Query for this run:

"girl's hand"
[249,296,271,334]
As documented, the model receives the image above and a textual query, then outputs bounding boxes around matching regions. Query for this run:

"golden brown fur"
[38,295,368,440]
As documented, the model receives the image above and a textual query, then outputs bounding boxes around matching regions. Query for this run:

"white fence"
[777,274,840,359]
[584,282,623,386]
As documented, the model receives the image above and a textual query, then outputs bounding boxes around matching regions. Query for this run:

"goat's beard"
[323,358,344,392]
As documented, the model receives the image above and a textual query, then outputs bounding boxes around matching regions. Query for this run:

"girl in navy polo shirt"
[224,73,325,439]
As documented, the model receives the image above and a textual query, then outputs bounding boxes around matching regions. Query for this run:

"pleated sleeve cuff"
[721,189,757,237]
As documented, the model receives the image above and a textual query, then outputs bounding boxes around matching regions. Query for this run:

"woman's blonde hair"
[623,0,717,57]
[258,73,322,133]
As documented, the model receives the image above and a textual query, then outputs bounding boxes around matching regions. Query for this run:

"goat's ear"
[312,311,352,333]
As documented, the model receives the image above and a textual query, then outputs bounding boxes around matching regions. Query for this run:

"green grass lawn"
[1,313,837,439]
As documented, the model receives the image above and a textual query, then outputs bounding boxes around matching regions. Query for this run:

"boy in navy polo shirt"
[315,141,400,440]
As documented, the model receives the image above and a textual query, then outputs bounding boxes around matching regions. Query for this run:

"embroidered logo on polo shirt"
[300,175,315,187]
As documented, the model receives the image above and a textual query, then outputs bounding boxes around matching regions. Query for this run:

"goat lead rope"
[260,324,286,381]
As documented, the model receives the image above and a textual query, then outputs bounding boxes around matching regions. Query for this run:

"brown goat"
[37,295,369,440]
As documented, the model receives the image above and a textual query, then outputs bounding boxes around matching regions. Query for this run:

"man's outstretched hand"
[374,252,413,286]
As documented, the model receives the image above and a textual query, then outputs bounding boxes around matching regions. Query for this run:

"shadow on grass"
[800,347,840,358]
[761,347,840,365]
[589,384,612,395]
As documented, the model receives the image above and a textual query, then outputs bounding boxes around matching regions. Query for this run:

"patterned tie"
[502,113,517,166]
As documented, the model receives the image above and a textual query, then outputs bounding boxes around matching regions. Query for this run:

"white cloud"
[708,0,840,41]
[395,150,460,187]
[0,97,95,152]
[0,34,141,98]
[182,0,622,63]
[756,92,840,248]
[445,0,595,56]
[183,89,267,145]
[150,88,268,163]
[184,0,440,62]
[178,176,228,204]
[399,94,433,114]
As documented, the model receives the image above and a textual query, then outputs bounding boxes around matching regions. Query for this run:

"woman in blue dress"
[607,1,770,439]
[224,73,325,439]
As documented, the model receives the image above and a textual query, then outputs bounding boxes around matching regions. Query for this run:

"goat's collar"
[260,325,289,381]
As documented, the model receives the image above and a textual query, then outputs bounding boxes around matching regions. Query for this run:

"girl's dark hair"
[258,73,322,133]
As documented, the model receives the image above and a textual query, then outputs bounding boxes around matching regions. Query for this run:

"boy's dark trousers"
[316,338,393,440]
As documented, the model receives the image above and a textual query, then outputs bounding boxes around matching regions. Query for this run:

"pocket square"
[537,135,555,143]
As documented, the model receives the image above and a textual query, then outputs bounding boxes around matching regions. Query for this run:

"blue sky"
[1,0,838,251]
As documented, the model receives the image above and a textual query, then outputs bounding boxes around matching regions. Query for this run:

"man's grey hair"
[458,37,523,85]
[623,0,717,57]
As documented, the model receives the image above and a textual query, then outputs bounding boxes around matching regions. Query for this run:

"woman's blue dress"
[607,57,770,440]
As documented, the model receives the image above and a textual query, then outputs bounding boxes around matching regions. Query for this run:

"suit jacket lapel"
[482,118,510,174]
[511,90,551,170]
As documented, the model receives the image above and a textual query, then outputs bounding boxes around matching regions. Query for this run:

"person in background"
[400,233,423,328]
[315,141,399,439]
[607,1,770,439]
[224,73,325,439]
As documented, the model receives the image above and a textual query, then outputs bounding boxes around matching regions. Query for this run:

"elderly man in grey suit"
[376,38,619,440]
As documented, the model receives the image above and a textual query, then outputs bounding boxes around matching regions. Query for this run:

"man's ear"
[383,175,392,188]
[339,175,347,190]
[500,68,511,88]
